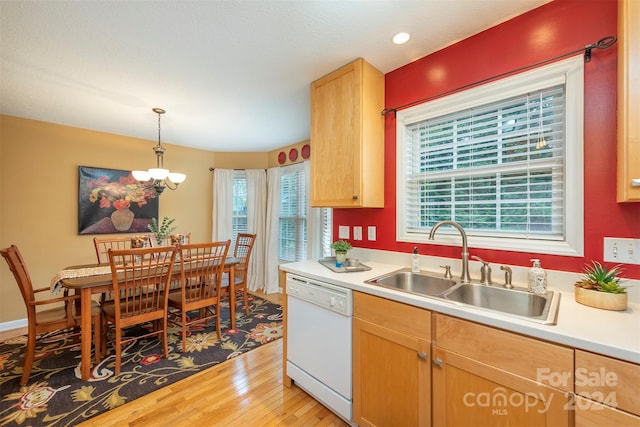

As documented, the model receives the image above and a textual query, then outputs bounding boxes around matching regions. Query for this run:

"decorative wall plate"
[289,148,298,161]
[278,151,286,164]
[301,144,311,159]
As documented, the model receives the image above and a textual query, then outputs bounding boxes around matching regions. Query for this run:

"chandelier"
[132,108,186,194]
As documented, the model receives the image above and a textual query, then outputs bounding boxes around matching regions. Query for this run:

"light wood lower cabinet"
[574,349,640,425]
[432,314,573,427]
[353,292,431,426]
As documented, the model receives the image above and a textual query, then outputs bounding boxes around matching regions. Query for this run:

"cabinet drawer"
[354,292,430,340]
[435,314,573,392]
[575,349,640,416]
[575,395,640,427]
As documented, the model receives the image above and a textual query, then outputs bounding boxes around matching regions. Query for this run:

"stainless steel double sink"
[365,268,560,325]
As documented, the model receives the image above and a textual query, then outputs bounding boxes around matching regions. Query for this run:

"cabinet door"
[617,0,640,201]
[311,60,361,207]
[353,317,430,426]
[432,347,570,427]
[310,58,384,207]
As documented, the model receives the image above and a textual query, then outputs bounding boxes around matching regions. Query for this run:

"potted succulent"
[148,216,176,246]
[331,240,352,267]
[574,261,627,311]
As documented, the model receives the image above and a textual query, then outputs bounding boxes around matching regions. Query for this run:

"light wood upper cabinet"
[617,0,640,202]
[310,58,385,207]
[352,292,431,426]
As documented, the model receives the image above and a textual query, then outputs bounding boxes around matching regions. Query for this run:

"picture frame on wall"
[78,166,159,235]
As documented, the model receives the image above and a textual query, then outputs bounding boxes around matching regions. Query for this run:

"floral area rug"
[0,296,282,426]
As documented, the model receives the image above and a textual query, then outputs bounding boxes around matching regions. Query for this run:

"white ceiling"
[0,0,549,152]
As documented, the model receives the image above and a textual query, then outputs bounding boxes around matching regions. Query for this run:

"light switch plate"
[338,226,350,239]
[353,226,363,240]
[368,226,377,241]
[603,237,640,265]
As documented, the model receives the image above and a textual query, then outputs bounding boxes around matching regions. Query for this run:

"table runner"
[50,265,112,293]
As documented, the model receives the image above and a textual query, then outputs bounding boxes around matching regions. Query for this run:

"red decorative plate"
[289,148,298,161]
[301,144,311,159]
[278,151,286,164]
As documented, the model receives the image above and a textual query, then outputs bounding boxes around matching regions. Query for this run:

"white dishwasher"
[286,273,353,423]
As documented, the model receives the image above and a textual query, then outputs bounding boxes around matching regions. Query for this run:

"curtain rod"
[381,35,616,117]
[208,168,268,171]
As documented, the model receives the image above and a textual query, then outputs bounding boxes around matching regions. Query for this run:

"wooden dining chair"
[168,240,230,352]
[222,233,256,316]
[93,236,152,302]
[101,246,177,375]
[1,244,102,385]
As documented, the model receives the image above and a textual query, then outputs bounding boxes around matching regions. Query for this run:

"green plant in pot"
[574,261,627,311]
[331,240,352,267]
[148,216,176,246]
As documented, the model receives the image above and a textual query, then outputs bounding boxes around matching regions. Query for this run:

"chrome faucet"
[428,220,472,284]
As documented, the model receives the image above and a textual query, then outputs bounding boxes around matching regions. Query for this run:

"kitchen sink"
[442,283,561,325]
[365,268,457,297]
[365,269,561,325]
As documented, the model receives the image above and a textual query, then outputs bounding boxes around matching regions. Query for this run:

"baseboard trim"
[0,318,27,333]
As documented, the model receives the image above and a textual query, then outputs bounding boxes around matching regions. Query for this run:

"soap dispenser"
[411,247,420,273]
[528,259,547,294]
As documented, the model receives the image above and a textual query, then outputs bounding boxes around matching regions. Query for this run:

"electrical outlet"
[353,226,363,240]
[368,226,377,241]
[338,226,350,239]
[603,237,640,265]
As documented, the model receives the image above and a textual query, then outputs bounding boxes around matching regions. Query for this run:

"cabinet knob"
[417,352,428,360]
[432,358,444,368]
[352,195,359,200]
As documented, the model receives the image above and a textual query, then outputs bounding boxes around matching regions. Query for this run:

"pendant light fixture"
[132,108,186,194]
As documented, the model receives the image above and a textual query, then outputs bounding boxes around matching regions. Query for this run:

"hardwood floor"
[77,290,349,426]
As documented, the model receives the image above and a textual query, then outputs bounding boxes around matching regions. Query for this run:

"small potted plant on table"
[148,216,176,246]
[574,261,627,311]
[331,240,352,267]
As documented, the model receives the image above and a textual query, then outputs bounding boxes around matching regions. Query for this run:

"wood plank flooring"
[76,291,349,426]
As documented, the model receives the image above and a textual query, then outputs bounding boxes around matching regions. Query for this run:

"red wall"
[334,0,640,278]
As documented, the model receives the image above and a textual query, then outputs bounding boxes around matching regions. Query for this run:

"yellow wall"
[0,115,307,324]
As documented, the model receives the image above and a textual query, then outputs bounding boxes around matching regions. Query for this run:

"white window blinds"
[232,172,248,245]
[279,165,307,261]
[404,85,565,239]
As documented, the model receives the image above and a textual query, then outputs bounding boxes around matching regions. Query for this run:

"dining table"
[51,256,239,381]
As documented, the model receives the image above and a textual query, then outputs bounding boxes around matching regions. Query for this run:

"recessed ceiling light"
[393,32,410,45]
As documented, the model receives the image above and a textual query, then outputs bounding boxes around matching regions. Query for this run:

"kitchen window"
[396,56,584,256]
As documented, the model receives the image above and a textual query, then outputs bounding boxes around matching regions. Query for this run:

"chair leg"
[243,289,250,315]
[93,312,102,365]
[20,327,37,386]
[115,328,122,376]
[162,316,169,359]
[181,310,188,353]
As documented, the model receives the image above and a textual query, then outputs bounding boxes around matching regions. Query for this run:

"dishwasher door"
[286,274,352,421]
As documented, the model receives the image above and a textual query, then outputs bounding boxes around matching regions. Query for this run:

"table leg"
[80,288,92,380]
[229,265,236,330]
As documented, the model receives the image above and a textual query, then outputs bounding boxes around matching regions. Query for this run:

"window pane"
[404,85,565,240]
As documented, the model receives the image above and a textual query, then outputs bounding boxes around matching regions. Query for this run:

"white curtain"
[264,167,281,294]
[212,169,234,241]
[245,169,266,292]
[305,160,323,260]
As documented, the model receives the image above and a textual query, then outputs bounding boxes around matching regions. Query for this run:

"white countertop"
[280,259,640,364]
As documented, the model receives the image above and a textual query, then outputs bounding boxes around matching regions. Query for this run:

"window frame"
[396,55,584,256]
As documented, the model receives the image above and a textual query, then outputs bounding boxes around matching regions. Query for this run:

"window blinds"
[403,84,566,239]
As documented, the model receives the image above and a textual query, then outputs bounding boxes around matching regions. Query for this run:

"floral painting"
[78,166,159,234]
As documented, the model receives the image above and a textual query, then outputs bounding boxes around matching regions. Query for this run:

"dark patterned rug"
[0,296,282,426]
